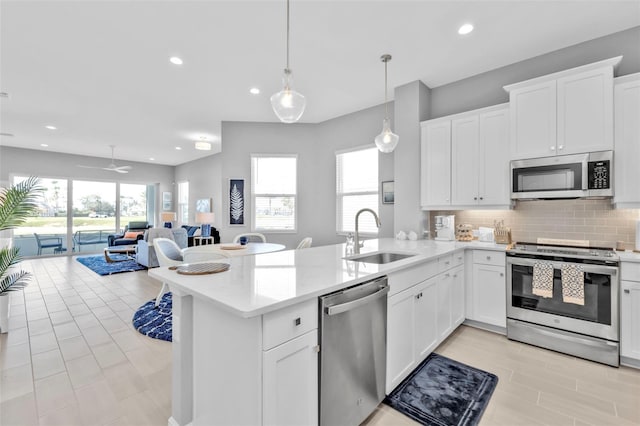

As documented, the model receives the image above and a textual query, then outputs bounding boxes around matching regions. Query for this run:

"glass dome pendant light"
[270,0,306,123]
[374,54,399,153]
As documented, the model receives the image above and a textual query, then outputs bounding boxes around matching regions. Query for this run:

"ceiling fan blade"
[77,165,104,169]
[113,168,129,174]
[114,165,132,171]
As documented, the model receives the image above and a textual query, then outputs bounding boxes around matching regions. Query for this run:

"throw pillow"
[124,231,142,239]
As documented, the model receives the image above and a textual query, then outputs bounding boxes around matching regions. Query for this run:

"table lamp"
[196,212,215,237]
[161,212,176,228]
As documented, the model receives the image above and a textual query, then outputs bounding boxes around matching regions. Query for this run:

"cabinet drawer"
[621,262,640,282]
[388,260,438,296]
[452,251,465,268]
[438,254,454,273]
[263,299,318,350]
[472,250,505,267]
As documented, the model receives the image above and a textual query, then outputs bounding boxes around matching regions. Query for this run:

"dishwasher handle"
[325,285,389,316]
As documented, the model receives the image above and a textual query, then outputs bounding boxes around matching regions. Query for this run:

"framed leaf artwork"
[229,178,245,226]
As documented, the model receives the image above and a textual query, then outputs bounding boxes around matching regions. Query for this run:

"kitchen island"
[149,238,506,426]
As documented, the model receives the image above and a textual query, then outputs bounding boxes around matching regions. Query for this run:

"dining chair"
[33,233,63,255]
[296,237,312,249]
[232,232,267,243]
[153,238,230,307]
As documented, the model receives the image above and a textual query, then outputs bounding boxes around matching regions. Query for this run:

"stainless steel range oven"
[506,243,619,366]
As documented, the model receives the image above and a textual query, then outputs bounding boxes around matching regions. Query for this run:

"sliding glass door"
[72,180,116,252]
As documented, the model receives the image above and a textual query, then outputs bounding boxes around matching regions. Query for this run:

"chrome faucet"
[354,208,381,254]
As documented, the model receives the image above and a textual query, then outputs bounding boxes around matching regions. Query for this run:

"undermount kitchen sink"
[346,252,416,264]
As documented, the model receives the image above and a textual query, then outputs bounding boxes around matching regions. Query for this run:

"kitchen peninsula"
[149,238,506,426]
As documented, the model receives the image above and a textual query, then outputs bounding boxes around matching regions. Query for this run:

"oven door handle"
[507,257,618,276]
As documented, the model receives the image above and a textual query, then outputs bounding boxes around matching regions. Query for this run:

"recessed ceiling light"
[149,157,155,161]
[175,146,182,150]
[195,139,212,150]
[45,125,57,130]
[40,143,49,147]
[458,23,474,35]
[249,87,260,95]
[169,57,183,65]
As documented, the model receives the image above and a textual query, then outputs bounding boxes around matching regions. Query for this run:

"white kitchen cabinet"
[613,73,640,209]
[386,285,417,392]
[386,256,464,393]
[436,271,453,340]
[423,104,510,210]
[451,115,479,205]
[505,57,620,160]
[507,80,557,160]
[421,120,451,208]
[263,330,318,426]
[469,250,506,329]
[451,265,465,328]
[620,261,640,366]
[386,277,438,393]
[414,278,439,361]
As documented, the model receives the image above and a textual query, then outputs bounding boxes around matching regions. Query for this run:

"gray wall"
[0,146,175,225]
[177,103,394,249]
[430,26,640,119]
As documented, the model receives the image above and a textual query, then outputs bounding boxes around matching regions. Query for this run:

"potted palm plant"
[0,176,42,333]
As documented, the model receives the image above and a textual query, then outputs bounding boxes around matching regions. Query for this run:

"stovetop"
[508,242,618,261]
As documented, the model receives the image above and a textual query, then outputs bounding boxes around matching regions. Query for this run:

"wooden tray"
[220,244,246,250]
[170,262,230,275]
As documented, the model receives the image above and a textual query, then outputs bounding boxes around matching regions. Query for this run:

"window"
[177,181,189,225]
[251,155,297,231]
[336,147,379,234]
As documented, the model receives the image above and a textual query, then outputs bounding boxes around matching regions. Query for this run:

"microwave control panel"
[588,160,610,189]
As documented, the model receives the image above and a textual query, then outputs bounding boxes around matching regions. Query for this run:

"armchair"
[108,221,151,246]
[136,227,187,268]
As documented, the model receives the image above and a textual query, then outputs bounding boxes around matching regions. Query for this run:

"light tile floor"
[1,255,639,426]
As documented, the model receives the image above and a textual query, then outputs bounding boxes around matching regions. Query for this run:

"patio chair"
[33,233,63,255]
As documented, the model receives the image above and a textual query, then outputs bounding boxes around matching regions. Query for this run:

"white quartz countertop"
[148,238,507,318]
[618,250,640,263]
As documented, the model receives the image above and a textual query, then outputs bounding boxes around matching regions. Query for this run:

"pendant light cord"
[286,0,290,71]
[384,58,388,120]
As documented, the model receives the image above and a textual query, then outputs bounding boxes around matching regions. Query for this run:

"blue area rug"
[76,255,146,276]
[385,353,498,426]
[132,292,172,342]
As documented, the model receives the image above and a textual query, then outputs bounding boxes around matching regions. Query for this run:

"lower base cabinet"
[621,279,640,362]
[469,251,506,329]
[263,330,318,426]
[387,257,465,393]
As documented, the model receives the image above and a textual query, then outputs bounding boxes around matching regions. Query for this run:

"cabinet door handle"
[500,273,504,277]
[479,197,483,200]
[294,317,301,326]
[624,289,630,294]
[445,261,450,265]
[486,256,491,260]
[474,197,477,200]
[550,146,555,151]
[453,274,458,278]
[445,273,450,278]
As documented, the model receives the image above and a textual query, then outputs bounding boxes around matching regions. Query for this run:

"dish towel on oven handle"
[561,263,585,305]
[532,262,554,298]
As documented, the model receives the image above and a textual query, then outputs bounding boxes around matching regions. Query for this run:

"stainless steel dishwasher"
[319,276,389,426]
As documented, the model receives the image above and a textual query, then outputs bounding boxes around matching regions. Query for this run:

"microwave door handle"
[582,160,589,191]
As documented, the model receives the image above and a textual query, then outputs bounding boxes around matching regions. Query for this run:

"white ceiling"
[1,1,639,166]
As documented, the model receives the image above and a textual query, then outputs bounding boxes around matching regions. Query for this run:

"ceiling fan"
[77,145,132,174]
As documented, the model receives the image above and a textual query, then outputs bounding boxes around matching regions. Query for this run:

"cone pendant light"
[374,54,399,153]
[271,0,306,123]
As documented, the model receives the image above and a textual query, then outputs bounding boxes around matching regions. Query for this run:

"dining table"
[182,242,286,262]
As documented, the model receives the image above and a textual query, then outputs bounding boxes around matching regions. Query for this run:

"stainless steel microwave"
[511,151,613,200]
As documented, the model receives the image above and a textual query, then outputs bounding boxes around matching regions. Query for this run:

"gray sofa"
[136,228,188,268]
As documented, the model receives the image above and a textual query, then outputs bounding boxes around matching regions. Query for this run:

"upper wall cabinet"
[421,120,452,208]
[421,104,510,210]
[504,56,621,160]
[613,73,640,209]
